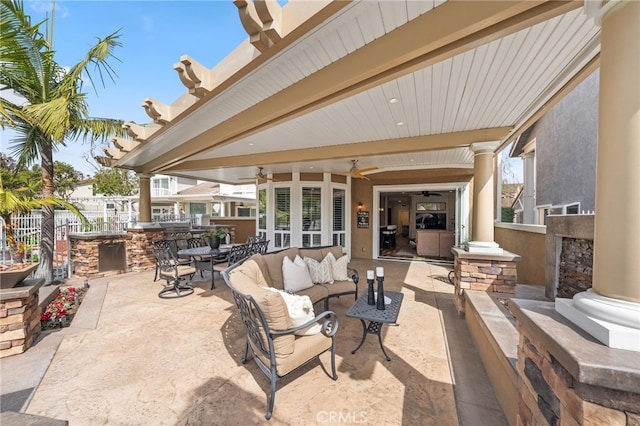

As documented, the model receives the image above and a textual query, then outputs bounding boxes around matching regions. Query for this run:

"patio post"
[555,0,639,351]
[468,141,502,254]
[137,173,153,224]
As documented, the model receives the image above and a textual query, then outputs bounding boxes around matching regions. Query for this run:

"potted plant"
[202,228,227,249]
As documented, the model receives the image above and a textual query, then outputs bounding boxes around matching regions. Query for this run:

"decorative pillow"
[304,255,334,284]
[266,288,321,335]
[282,255,314,292]
[327,252,350,281]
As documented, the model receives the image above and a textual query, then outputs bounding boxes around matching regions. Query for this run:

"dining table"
[177,244,233,289]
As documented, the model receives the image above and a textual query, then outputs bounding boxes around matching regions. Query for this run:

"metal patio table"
[177,245,231,289]
[346,290,404,361]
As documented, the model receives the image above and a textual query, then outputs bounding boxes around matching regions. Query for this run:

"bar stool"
[382,230,396,249]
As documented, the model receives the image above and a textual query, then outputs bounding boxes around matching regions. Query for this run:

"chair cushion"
[304,255,334,284]
[227,263,294,357]
[282,255,314,292]
[253,332,332,377]
[261,247,299,290]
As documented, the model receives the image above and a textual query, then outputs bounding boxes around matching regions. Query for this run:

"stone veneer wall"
[513,300,640,425]
[0,279,44,358]
[452,247,520,317]
[558,237,593,299]
[127,228,164,273]
[545,214,594,300]
[70,228,164,278]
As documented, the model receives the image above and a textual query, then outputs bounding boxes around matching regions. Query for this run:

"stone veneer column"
[468,142,502,254]
[555,0,640,352]
[0,279,44,358]
[137,173,153,224]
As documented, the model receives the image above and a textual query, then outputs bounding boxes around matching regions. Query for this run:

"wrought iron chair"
[222,262,339,420]
[212,243,253,290]
[249,239,270,255]
[152,245,196,298]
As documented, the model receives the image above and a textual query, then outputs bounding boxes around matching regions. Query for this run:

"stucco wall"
[494,224,546,286]
[533,70,599,212]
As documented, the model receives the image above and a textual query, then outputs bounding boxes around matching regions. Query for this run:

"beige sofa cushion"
[227,260,294,357]
[295,284,329,305]
[319,279,356,297]
[260,247,299,290]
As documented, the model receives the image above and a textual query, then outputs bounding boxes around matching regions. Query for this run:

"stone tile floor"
[1,259,507,425]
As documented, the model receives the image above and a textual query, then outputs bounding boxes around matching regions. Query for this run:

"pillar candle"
[376,267,384,277]
[367,270,374,280]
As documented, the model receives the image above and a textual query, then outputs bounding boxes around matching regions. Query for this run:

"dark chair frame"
[153,245,196,298]
[222,263,339,420]
[211,243,252,290]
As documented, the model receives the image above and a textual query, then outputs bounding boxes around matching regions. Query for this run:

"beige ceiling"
[107,0,600,184]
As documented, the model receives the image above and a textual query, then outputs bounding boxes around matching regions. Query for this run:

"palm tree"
[0,0,125,283]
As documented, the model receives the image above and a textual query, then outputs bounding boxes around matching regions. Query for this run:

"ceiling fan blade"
[357,166,378,173]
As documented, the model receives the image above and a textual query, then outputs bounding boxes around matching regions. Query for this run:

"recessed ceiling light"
[389,98,399,104]
[396,121,405,126]
[248,142,254,146]
[410,158,415,162]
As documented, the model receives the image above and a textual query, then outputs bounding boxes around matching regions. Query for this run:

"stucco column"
[468,142,502,254]
[556,0,640,351]
[521,151,536,224]
[137,173,153,224]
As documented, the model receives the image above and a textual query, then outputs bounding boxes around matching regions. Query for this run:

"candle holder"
[367,278,375,305]
[376,275,385,310]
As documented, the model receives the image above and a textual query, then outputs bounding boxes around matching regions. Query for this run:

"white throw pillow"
[266,288,321,335]
[282,255,314,292]
[327,252,350,281]
[304,255,334,284]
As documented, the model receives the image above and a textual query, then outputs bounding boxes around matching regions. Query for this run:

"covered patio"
[85,0,639,423]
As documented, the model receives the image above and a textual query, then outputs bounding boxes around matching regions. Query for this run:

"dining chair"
[212,243,252,290]
[152,245,196,298]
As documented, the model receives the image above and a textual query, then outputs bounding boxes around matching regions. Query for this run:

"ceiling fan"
[346,160,378,180]
[240,167,279,182]
[422,191,442,197]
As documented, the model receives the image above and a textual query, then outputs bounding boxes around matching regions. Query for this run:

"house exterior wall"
[532,70,599,213]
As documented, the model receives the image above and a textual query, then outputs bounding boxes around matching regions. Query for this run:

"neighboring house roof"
[177,182,220,196]
[501,183,523,208]
[509,125,535,158]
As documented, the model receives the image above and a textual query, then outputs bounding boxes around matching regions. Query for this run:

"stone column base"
[452,247,521,317]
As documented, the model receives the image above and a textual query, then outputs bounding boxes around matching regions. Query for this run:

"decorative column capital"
[469,141,501,155]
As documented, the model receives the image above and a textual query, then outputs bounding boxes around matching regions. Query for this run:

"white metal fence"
[1,211,200,279]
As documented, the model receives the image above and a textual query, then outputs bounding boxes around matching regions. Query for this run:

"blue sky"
[1,0,249,175]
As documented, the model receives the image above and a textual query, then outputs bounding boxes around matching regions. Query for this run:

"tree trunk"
[36,142,55,285]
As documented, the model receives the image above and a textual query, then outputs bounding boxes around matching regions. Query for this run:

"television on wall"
[416,213,447,230]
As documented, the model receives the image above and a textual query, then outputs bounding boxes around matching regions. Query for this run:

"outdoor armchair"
[223,264,339,420]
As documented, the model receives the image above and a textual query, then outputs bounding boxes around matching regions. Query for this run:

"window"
[190,203,206,214]
[274,188,291,249]
[332,188,346,247]
[258,188,267,230]
[274,188,290,230]
[237,207,256,217]
[152,177,170,196]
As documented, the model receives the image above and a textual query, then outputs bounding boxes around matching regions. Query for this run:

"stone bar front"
[0,278,45,358]
[452,247,520,317]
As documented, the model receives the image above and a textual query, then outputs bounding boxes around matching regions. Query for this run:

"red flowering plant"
[41,287,85,329]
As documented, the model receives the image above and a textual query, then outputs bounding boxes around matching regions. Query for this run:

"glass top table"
[346,289,404,361]
[177,245,232,289]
